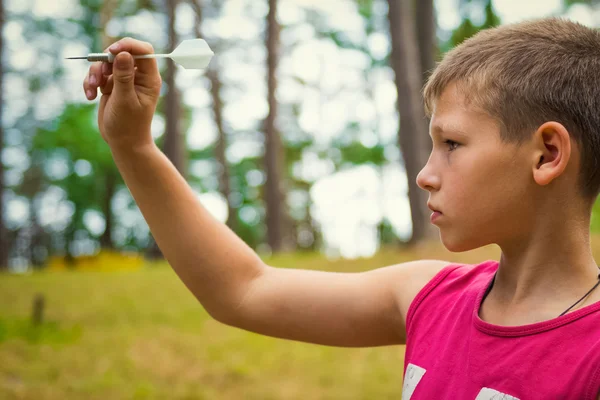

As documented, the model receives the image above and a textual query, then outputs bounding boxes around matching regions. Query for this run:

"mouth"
[430,210,442,223]
[427,203,442,214]
[428,203,443,223]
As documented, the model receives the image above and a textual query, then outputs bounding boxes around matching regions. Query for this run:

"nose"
[416,158,440,192]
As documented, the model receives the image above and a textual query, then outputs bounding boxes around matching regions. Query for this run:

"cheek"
[456,165,519,220]
[454,150,516,193]
[446,160,528,245]
[443,156,496,205]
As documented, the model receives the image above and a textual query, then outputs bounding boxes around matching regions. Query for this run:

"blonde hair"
[424,18,600,199]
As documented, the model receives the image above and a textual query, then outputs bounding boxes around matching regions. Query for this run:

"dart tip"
[66,57,87,60]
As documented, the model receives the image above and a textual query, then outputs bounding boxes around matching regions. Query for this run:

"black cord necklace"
[483,270,600,318]
[558,272,600,316]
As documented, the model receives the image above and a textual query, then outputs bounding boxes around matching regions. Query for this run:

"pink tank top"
[402,260,600,399]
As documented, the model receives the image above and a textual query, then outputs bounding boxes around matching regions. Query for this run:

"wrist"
[109,138,158,158]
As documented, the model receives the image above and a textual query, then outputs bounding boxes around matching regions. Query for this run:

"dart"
[66,38,214,70]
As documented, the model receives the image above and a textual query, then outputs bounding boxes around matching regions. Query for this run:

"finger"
[88,62,103,92]
[110,52,138,103]
[108,37,158,77]
[102,61,113,77]
[83,75,97,100]
[99,69,146,97]
[100,76,114,95]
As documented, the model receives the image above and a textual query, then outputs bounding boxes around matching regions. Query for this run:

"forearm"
[109,142,265,321]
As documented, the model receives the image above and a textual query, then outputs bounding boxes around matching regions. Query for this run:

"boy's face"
[417,83,535,252]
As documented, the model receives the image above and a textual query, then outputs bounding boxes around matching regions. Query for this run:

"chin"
[440,232,486,253]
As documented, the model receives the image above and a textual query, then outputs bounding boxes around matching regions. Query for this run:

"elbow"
[208,262,269,328]
[201,299,243,328]
[205,307,237,327]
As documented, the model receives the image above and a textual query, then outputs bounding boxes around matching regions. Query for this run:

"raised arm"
[83,37,450,348]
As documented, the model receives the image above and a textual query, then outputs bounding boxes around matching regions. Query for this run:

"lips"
[430,211,442,223]
[427,203,442,214]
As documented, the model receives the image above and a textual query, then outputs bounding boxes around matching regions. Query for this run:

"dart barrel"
[85,53,116,63]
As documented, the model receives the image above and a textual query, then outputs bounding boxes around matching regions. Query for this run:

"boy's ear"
[532,121,571,186]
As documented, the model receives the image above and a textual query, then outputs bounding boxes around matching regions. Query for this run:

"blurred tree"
[16,163,47,267]
[32,104,121,263]
[0,0,73,266]
[446,0,500,50]
[162,0,186,177]
[416,0,437,86]
[100,0,118,47]
[189,0,237,232]
[1,0,110,267]
[0,0,7,270]
[264,0,292,252]
[99,0,120,250]
[387,0,436,244]
[146,0,184,260]
[416,0,436,182]
[563,0,600,7]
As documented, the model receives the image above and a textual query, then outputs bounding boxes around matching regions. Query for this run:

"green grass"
[0,241,509,399]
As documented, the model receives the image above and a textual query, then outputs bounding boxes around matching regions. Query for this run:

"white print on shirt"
[401,363,520,400]
[475,388,519,400]
[402,363,426,400]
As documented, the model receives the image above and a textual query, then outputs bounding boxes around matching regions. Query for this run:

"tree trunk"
[387,0,436,243]
[29,218,46,268]
[416,0,437,87]
[99,171,116,249]
[189,0,237,232]
[99,0,119,250]
[416,0,436,156]
[264,0,290,252]
[146,0,184,260]
[64,204,80,267]
[162,0,185,177]
[100,0,118,48]
[207,68,238,230]
[0,0,8,270]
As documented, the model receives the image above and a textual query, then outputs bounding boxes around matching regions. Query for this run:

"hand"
[83,37,162,152]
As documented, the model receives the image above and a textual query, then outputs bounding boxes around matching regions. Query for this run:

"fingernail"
[86,90,93,99]
[109,43,120,52]
[89,75,97,85]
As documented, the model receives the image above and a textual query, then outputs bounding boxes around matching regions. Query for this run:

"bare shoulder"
[382,259,453,339]
[388,259,453,306]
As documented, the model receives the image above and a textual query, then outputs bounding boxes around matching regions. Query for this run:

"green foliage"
[231,155,267,248]
[30,104,123,244]
[336,141,386,166]
[34,103,114,169]
[445,0,501,51]
[377,218,398,245]
[73,0,104,50]
[563,0,600,7]
[356,0,375,19]
[591,199,600,233]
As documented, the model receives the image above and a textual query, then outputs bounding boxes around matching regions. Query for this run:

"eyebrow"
[429,124,469,139]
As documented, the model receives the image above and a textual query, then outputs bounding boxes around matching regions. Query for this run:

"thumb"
[111,52,136,100]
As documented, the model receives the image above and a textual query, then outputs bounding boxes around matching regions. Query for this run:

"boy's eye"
[444,139,459,151]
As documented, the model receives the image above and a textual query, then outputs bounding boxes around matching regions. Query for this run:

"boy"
[82,17,600,399]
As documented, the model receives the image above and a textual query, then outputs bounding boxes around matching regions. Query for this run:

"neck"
[493,213,598,308]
